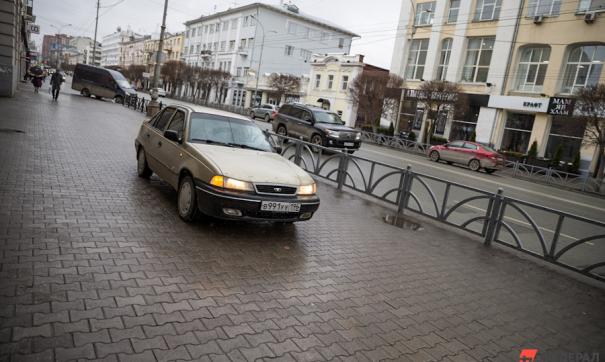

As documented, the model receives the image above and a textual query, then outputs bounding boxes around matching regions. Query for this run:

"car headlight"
[297,183,317,196]
[210,175,254,191]
[326,130,340,138]
[355,132,361,140]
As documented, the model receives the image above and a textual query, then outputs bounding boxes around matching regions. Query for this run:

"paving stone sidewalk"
[1,84,604,362]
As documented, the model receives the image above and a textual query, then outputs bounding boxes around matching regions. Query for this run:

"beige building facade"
[391,0,605,173]
[143,32,184,76]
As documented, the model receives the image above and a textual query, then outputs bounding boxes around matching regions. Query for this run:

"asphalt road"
[129,92,605,275]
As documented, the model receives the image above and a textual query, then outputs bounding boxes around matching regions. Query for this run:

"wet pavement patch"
[384,213,424,230]
[0,128,25,134]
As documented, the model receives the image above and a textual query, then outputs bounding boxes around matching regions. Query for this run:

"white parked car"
[151,88,167,97]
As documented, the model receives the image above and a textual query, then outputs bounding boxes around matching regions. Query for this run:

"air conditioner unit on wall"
[584,12,596,23]
[533,15,544,24]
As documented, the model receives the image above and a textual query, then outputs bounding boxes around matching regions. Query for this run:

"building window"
[321,32,329,41]
[545,117,587,162]
[191,28,196,37]
[220,41,226,52]
[435,108,449,135]
[405,39,429,80]
[231,19,238,30]
[315,74,321,88]
[285,45,294,56]
[204,25,208,33]
[196,44,200,53]
[515,46,550,92]
[338,38,344,49]
[450,104,480,141]
[437,38,452,81]
[288,22,297,34]
[462,37,495,83]
[299,49,312,61]
[448,0,460,23]
[561,44,605,94]
[415,2,436,26]
[328,75,334,89]
[527,0,561,17]
[243,16,249,26]
[474,0,502,21]
[229,40,235,51]
[223,21,228,31]
[501,113,535,153]
[341,75,349,90]
[578,0,605,12]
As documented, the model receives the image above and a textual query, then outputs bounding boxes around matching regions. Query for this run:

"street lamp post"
[147,0,168,116]
[50,23,71,70]
[250,15,276,108]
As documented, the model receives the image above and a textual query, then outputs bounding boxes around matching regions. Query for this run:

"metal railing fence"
[271,134,605,283]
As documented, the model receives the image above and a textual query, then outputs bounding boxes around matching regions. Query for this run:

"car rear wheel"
[469,159,481,172]
[250,111,255,119]
[137,149,152,179]
[178,175,200,222]
[81,88,90,97]
[264,114,270,122]
[429,150,440,162]
[114,95,123,104]
[311,134,324,153]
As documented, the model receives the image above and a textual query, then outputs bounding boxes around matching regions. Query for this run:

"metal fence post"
[484,188,504,246]
[396,165,413,214]
[294,141,303,166]
[336,153,349,191]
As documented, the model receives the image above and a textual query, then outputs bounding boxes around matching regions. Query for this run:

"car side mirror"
[164,130,182,143]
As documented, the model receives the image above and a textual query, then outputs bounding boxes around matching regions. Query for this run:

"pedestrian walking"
[50,71,65,101]
[31,76,43,93]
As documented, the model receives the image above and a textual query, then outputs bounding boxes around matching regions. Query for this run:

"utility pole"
[147,0,168,116]
[92,0,100,65]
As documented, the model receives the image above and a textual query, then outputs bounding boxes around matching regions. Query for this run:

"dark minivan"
[272,104,362,153]
[72,64,136,103]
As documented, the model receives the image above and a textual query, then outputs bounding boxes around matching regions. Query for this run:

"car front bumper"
[480,158,504,169]
[194,180,320,222]
[325,137,361,149]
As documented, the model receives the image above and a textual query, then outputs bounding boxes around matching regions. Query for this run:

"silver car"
[250,104,279,122]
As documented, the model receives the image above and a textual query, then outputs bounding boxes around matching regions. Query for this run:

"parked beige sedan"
[134,105,320,222]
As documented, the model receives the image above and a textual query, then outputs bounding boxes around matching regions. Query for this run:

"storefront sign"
[28,24,39,34]
[547,97,576,116]
[488,95,549,113]
[404,88,458,103]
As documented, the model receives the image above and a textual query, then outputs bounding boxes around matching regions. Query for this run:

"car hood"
[314,123,357,132]
[190,144,315,186]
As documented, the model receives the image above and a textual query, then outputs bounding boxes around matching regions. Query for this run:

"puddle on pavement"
[384,213,424,231]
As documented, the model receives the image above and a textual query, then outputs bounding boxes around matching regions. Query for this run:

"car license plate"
[344,142,355,147]
[261,201,301,213]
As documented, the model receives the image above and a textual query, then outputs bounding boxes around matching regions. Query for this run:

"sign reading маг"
[548,97,576,116]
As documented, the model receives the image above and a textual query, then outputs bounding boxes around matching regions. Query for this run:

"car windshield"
[481,145,497,153]
[189,113,273,152]
[313,111,343,125]
[116,79,132,89]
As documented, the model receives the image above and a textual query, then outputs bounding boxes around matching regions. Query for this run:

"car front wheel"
[469,159,481,172]
[264,114,270,122]
[137,149,152,179]
[178,175,201,222]
[81,88,91,97]
[429,150,440,162]
[311,134,324,153]
[250,111,255,119]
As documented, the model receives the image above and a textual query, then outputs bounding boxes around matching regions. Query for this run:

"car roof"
[284,103,334,113]
[167,103,251,122]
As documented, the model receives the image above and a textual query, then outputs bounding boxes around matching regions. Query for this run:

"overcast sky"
[32,0,402,69]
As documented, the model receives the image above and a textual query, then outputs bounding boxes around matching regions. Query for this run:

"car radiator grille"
[339,132,356,141]
[255,185,297,195]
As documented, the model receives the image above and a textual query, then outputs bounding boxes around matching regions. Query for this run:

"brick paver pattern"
[1,85,605,361]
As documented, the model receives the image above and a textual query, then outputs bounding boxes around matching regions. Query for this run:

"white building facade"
[101,28,142,67]
[68,36,101,65]
[182,2,358,107]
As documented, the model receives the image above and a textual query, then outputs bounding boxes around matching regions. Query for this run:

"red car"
[428,141,505,174]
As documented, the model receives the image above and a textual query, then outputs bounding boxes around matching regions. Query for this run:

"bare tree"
[160,60,187,95]
[268,73,301,105]
[417,80,465,144]
[349,72,403,132]
[126,64,146,89]
[575,84,605,187]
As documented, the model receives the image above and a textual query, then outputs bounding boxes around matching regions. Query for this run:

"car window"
[313,111,343,125]
[481,145,497,153]
[301,110,313,122]
[290,107,303,119]
[448,141,464,148]
[263,105,271,109]
[463,143,478,150]
[279,105,291,115]
[148,110,163,127]
[154,108,175,131]
[188,113,272,152]
[166,111,185,139]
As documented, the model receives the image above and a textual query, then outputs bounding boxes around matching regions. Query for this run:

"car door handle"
[146,133,150,138]
[158,141,162,147]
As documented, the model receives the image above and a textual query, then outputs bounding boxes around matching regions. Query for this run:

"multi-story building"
[143,32,184,75]
[182,2,358,106]
[68,36,101,65]
[304,54,387,127]
[122,36,149,67]
[1,0,34,97]
[41,33,71,67]
[488,0,605,172]
[101,27,142,67]
[390,0,605,173]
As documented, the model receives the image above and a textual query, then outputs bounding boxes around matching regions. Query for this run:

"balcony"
[237,47,248,56]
